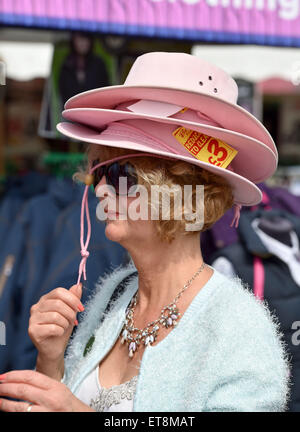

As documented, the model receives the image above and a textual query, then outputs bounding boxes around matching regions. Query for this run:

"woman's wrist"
[35,353,65,381]
[74,400,96,412]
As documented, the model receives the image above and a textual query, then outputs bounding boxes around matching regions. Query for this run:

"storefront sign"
[0,0,299,46]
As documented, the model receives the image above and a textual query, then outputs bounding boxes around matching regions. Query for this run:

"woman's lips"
[106,211,121,217]
[99,200,125,218]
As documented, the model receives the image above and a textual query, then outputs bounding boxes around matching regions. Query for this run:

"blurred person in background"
[58,32,110,107]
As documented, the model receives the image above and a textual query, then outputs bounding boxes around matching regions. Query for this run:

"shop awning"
[257,77,298,95]
[192,45,300,84]
[0,0,300,47]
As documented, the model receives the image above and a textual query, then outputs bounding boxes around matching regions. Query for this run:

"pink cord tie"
[81,249,90,258]
[230,204,242,228]
[78,249,89,282]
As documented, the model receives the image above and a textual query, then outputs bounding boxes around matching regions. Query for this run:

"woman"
[0,52,291,412]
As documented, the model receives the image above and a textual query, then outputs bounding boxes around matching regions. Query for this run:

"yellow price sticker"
[173,127,238,169]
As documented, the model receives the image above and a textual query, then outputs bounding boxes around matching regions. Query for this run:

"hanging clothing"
[252,218,300,286]
[211,208,300,412]
[11,178,83,371]
[0,177,81,372]
[213,218,300,286]
[201,182,300,264]
[0,172,49,247]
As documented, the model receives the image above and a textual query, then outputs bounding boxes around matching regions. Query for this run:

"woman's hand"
[28,283,84,363]
[0,370,95,412]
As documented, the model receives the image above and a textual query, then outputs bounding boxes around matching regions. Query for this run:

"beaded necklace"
[120,262,206,357]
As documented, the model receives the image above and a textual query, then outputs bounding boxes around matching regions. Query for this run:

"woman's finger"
[38,299,78,324]
[0,383,51,407]
[46,288,83,313]
[0,398,50,412]
[0,398,33,412]
[34,323,67,340]
[33,311,70,331]
[0,370,56,390]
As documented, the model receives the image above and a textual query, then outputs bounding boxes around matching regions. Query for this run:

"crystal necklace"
[120,262,206,358]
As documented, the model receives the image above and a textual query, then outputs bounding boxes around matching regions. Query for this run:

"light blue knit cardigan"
[62,262,292,412]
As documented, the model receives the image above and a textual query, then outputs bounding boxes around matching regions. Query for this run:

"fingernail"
[0,374,6,381]
[77,304,85,312]
[74,320,79,326]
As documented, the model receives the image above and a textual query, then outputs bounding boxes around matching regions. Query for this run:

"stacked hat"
[56,52,278,284]
[57,51,277,207]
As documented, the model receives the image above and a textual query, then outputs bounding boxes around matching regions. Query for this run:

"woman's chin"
[104,220,126,243]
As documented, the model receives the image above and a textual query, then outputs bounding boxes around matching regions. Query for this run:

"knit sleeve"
[204,276,292,412]
[61,262,137,389]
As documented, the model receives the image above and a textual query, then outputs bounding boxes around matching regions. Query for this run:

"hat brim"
[64,85,277,158]
[61,108,277,184]
[57,121,263,207]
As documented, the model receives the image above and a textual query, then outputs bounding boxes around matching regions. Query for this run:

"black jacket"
[211,208,300,412]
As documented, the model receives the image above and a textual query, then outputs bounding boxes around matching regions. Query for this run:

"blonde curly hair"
[73,143,235,243]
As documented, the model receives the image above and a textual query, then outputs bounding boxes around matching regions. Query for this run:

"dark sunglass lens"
[106,162,121,192]
[116,163,138,195]
[123,163,138,191]
[106,162,137,194]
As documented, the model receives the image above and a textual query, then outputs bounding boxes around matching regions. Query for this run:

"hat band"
[120,100,224,129]
[99,121,237,171]
[100,122,177,155]
[195,110,223,128]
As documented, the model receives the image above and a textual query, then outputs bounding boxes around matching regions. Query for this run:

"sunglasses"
[91,159,138,195]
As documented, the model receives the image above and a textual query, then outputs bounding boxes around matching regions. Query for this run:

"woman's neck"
[127,233,210,319]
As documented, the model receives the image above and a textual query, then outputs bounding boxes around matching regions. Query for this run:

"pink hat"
[56,52,278,285]
[58,52,278,202]
[61,51,277,157]
[58,106,276,205]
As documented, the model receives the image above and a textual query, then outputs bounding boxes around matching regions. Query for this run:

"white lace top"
[75,365,138,412]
